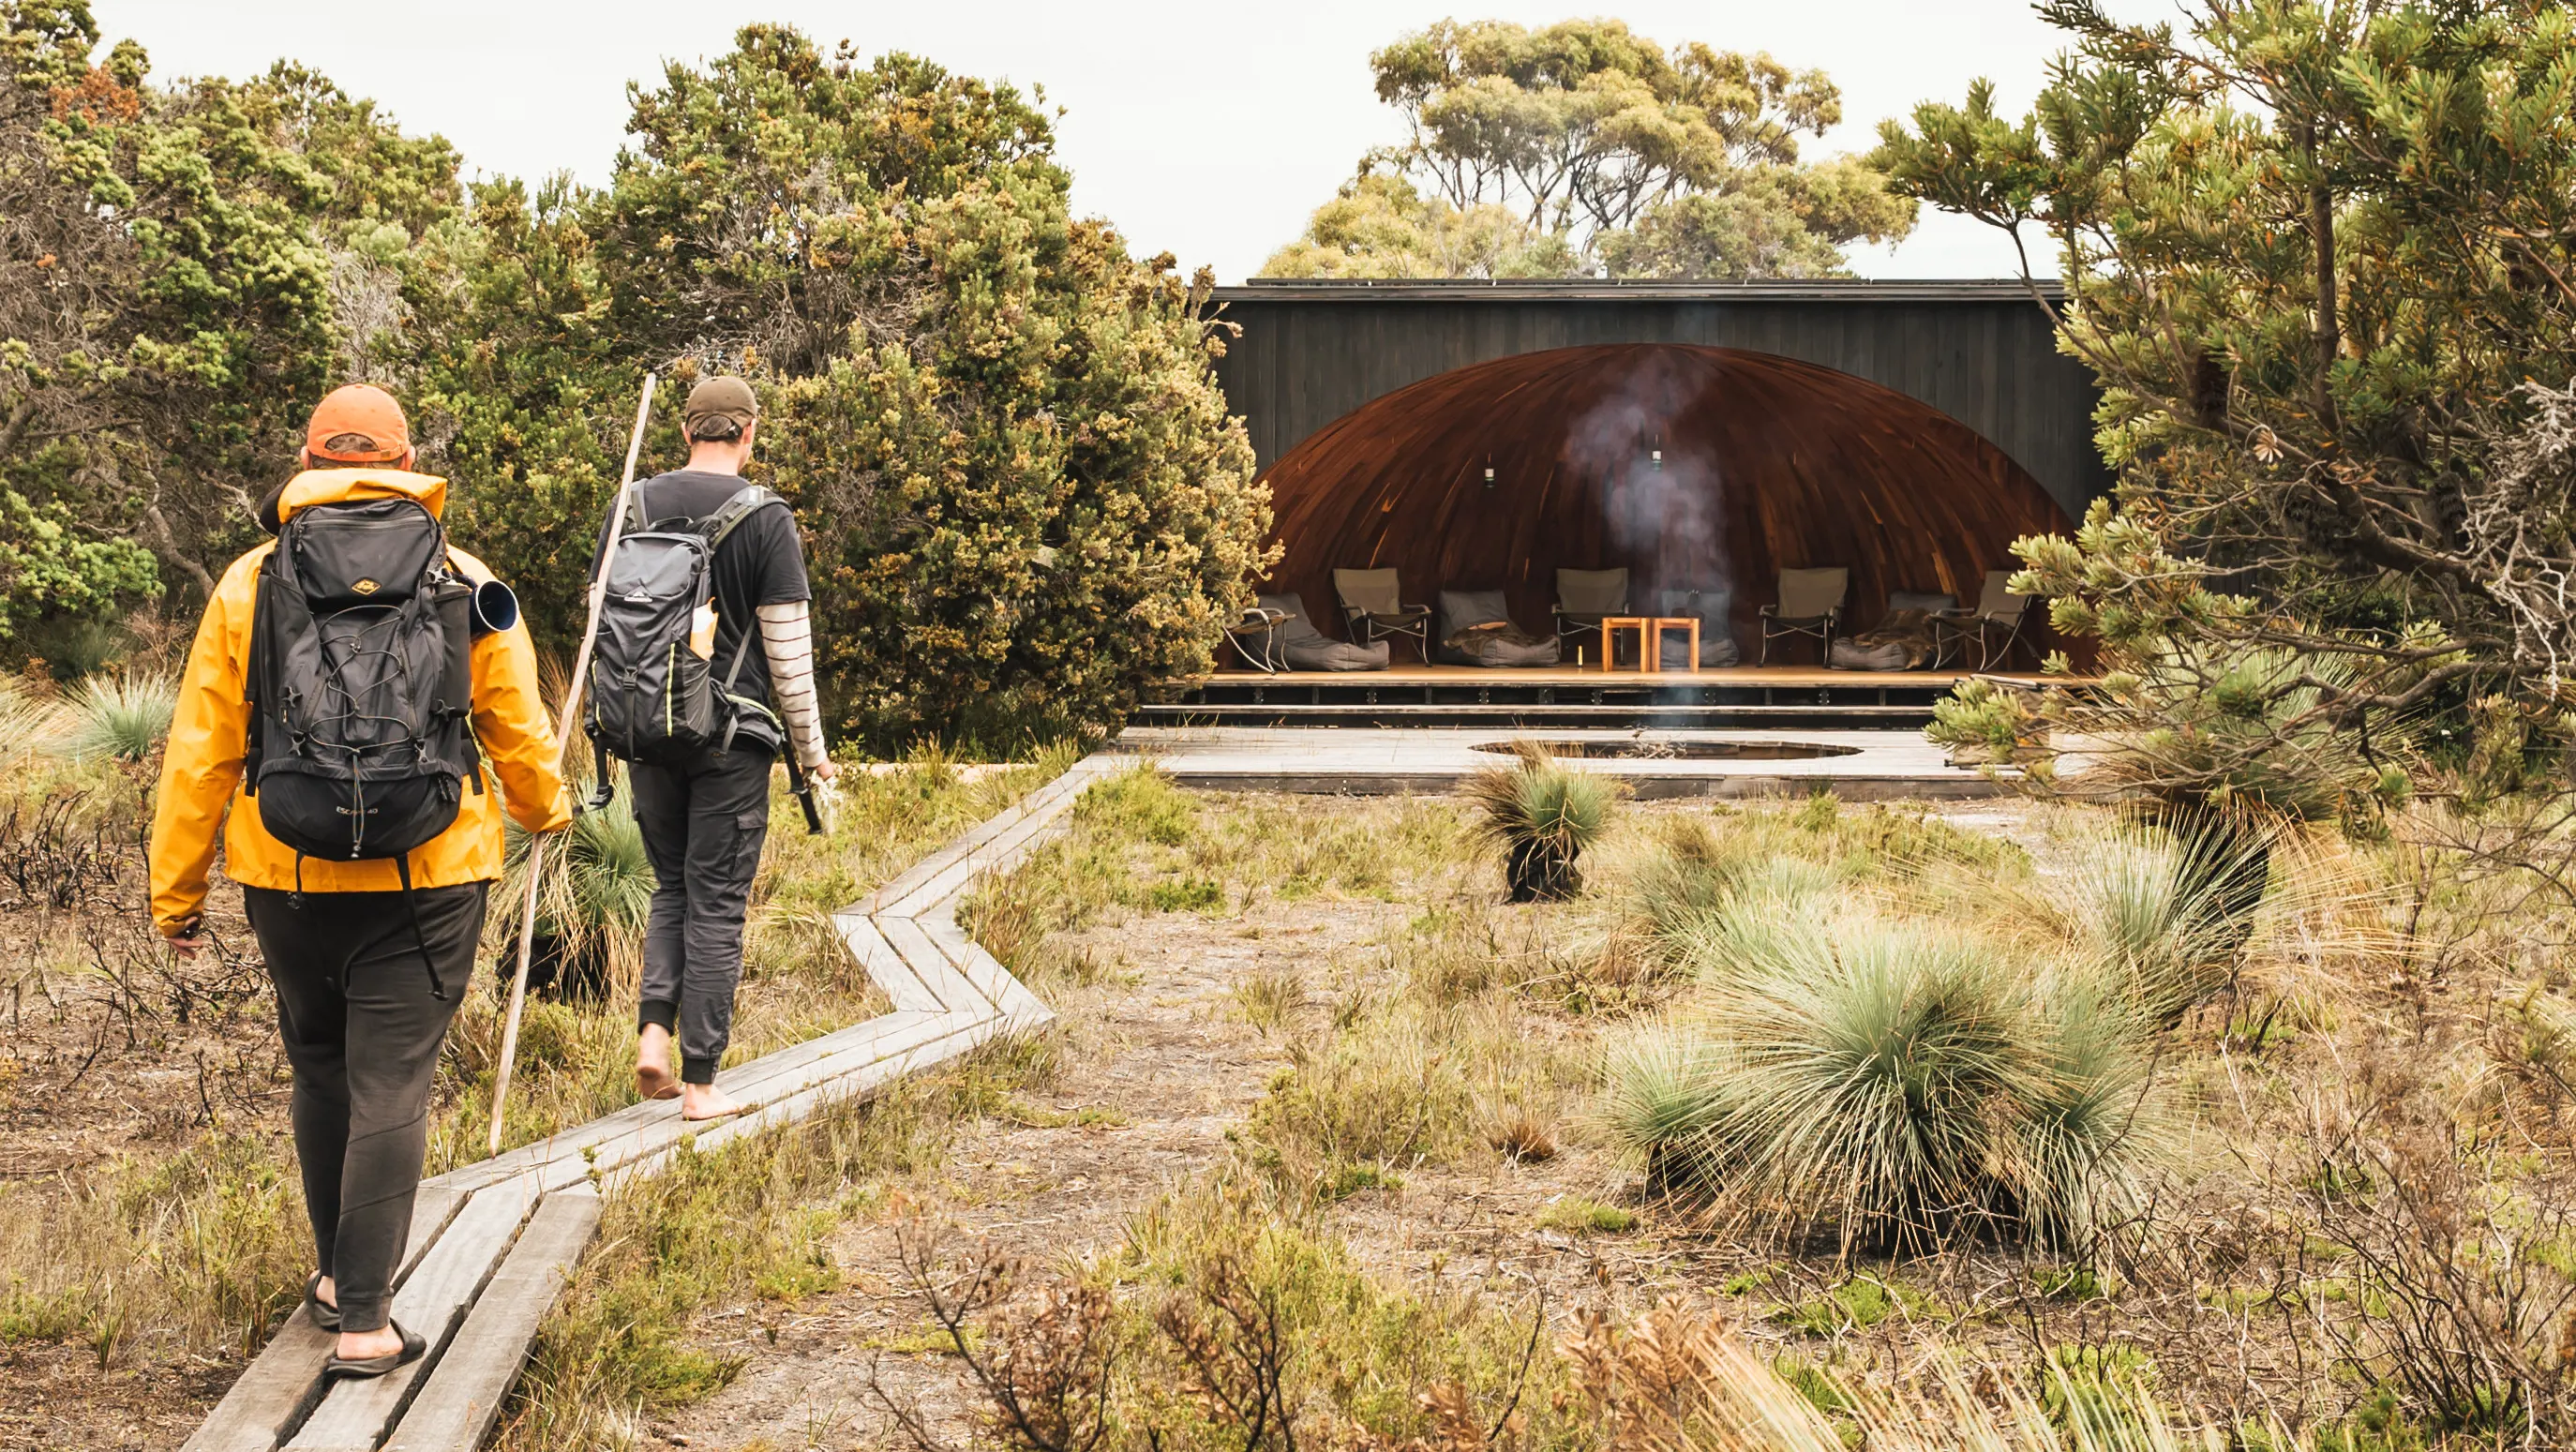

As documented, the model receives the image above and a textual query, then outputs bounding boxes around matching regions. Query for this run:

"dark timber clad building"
[1211,277,2104,518]
[1204,278,2106,654]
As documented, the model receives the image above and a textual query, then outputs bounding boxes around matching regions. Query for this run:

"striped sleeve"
[755,601,830,771]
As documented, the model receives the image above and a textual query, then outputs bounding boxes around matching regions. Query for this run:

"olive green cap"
[682,375,758,436]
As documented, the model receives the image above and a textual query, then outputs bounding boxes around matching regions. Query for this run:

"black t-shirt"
[594,469,811,718]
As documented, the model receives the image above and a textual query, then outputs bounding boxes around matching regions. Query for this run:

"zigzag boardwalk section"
[182,757,1116,1452]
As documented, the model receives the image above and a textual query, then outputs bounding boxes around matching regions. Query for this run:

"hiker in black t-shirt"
[609,376,836,1120]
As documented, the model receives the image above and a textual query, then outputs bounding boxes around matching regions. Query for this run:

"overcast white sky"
[90,1,2113,282]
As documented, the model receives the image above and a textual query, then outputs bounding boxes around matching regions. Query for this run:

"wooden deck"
[184,757,1119,1452]
[1202,665,1984,688]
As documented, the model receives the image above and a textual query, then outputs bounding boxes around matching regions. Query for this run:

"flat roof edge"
[1212,278,2063,304]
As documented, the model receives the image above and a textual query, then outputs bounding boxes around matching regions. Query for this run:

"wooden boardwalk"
[182,756,1117,1452]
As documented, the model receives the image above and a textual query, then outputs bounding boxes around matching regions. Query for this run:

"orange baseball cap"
[305,383,412,464]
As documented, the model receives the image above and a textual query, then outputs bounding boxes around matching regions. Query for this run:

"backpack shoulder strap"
[698,485,786,550]
[623,478,654,535]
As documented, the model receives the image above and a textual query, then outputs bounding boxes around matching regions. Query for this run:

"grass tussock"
[50,667,177,763]
[1464,740,1625,901]
[1604,915,2167,1251]
[0,1131,307,1367]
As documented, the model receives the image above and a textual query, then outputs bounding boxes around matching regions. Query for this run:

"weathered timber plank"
[876,914,988,1011]
[179,1315,335,1452]
[181,1180,478,1452]
[381,1188,602,1452]
[524,1010,962,1193]
[835,912,945,1013]
[881,768,1104,918]
[284,1188,532,1451]
[427,1007,946,1196]
[918,912,1050,1028]
[637,1023,1008,1170]
[861,764,1100,914]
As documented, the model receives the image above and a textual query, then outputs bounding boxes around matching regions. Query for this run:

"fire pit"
[1469,739,1861,761]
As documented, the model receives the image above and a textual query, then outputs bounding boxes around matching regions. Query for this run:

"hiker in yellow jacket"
[150,384,571,1379]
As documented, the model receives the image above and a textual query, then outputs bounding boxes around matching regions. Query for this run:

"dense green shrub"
[1,2,460,638]
[446,29,1272,748]
[5,7,1273,747]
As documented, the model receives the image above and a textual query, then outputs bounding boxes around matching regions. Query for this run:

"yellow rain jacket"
[150,469,573,936]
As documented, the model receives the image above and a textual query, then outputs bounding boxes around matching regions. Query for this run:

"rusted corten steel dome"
[1260,343,2074,654]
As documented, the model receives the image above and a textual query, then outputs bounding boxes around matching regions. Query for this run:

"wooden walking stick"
[487,371,658,1157]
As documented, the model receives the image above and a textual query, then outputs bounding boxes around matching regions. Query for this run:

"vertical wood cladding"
[1210,284,2107,525]
[1253,343,2075,658]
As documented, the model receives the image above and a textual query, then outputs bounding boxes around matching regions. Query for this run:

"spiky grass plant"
[1600,1023,1730,1192]
[499,786,654,1000]
[1602,920,2164,1250]
[52,668,176,762]
[2062,812,2275,1020]
[1463,740,1624,901]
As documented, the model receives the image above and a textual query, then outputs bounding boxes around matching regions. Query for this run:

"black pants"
[630,743,772,1084]
[246,881,487,1333]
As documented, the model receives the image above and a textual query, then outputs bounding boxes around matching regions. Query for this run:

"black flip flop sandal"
[304,1271,340,1331]
[323,1321,426,1379]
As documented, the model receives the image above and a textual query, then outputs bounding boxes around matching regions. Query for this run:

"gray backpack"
[582,482,784,784]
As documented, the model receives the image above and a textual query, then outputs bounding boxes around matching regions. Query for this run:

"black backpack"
[247,496,481,996]
[583,482,785,782]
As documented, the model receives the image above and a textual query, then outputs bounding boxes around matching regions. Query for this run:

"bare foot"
[635,1025,680,1100]
[315,1274,337,1310]
[336,1324,403,1361]
[681,1082,746,1121]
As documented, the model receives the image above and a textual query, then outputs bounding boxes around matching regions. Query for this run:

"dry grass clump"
[0,1131,308,1368]
[1564,1298,2219,1451]
[884,1180,1566,1452]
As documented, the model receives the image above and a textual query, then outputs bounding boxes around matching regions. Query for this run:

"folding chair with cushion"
[1655,588,1741,669]
[1334,568,1433,664]
[1242,592,1388,672]
[1935,570,2035,669]
[1759,567,1849,665]
[1436,589,1561,667]
[1551,568,1630,663]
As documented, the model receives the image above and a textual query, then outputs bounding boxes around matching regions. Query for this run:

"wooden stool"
[1647,617,1700,674]
[1599,617,1648,672]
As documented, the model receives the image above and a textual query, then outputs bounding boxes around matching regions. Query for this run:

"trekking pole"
[488,371,658,1158]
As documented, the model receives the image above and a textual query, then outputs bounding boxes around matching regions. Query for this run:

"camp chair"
[1758,567,1848,665]
[1551,568,1630,664]
[1334,568,1432,663]
[1934,570,2035,668]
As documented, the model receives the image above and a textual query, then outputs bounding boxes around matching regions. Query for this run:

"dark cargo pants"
[246,881,487,1333]
[630,742,772,1084]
